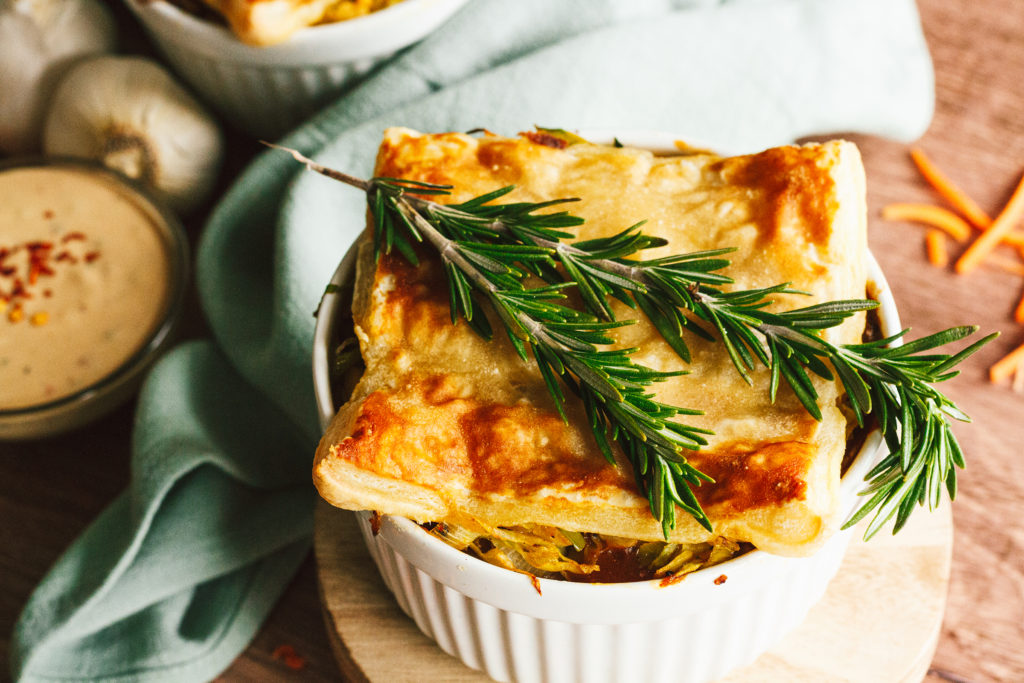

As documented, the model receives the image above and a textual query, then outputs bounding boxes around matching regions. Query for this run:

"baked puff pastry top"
[199,0,402,45]
[313,127,868,557]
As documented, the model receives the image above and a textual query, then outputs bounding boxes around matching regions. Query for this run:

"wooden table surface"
[2,1,1023,681]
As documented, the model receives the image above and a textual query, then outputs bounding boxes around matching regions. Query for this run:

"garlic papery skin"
[15,0,116,63]
[0,0,115,155]
[0,11,47,154]
[43,56,224,215]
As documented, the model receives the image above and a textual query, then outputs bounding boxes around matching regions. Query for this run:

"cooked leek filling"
[424,521,746,584]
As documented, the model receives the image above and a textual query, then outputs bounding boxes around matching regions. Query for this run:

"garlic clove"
[0,11,49,154]
[43,56,224,215]
[0,0,115,155]
[15,0,116,64]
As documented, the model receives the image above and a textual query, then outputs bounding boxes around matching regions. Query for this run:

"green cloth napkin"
[11,0,933,680]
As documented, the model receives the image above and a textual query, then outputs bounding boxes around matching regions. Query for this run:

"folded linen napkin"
[11,0,933,680]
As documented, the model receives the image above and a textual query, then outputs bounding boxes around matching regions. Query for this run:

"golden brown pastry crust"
[200,0,401,45]
[313,128,868,556]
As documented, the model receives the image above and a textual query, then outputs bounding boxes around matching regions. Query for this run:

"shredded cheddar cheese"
[956,171,1024,274]
[925,230,949,267]
[990,342,1024,384]
[1014,362,1024,393]
[885,149,1024,387]
[1015,290,1024,325]
[883,203,971,241]
[996,230,1024,248]
[910,148,993,229]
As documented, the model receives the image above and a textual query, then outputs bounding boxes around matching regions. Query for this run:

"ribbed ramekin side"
[698,528,853,680]
[356,514,414,618]
[362,515,856,683]
[389,553,436,643]
[361,520,853,683]
[126,18,394,138]
[437,582,485,673]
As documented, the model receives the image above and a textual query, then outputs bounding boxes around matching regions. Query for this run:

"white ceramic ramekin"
[310,136,898,683]
[123,0,469,138]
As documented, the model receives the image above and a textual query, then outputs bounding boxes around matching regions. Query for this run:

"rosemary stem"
[402,205,494,291]
[400,199,554,347]
[550,241,650,285]
[262,142,370,191]
[407,196,651,286]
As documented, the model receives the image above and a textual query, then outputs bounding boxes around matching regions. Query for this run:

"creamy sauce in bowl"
[0,162,183,422]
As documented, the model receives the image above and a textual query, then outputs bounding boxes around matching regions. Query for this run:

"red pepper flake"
[11,278,29,299]
[29,264,50,284]
[26,241,53,253]
[369,511,382,536]
[659,573,688,588]
[528,574,543,596]
[714,574,728,585]
[2,232,100,324]
[27,244,55,284]
[271,644,306,670]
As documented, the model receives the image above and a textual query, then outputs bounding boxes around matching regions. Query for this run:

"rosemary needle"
[277,143,992,540]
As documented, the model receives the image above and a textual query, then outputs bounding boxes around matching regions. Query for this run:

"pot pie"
[182,0,404,45]
[313,127,868,580]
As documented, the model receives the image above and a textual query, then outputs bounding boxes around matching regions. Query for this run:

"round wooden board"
[314,501,952,683]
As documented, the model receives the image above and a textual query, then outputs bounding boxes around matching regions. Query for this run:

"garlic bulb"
[0,0,116,155]
[44,56,224,214]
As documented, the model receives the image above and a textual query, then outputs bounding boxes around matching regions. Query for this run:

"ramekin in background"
[123,0,469,139]
[310,135,898,683]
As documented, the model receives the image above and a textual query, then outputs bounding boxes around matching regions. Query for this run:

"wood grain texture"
[853,6,1024,683]
[313,501,951,683]
[1,0,1022,681]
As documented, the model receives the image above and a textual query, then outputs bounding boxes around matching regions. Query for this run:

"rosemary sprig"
[659,288,996,538]
[382,177,717,536]
[544,236,995,538]
[276,143,992,539]
[270,145,715,534]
